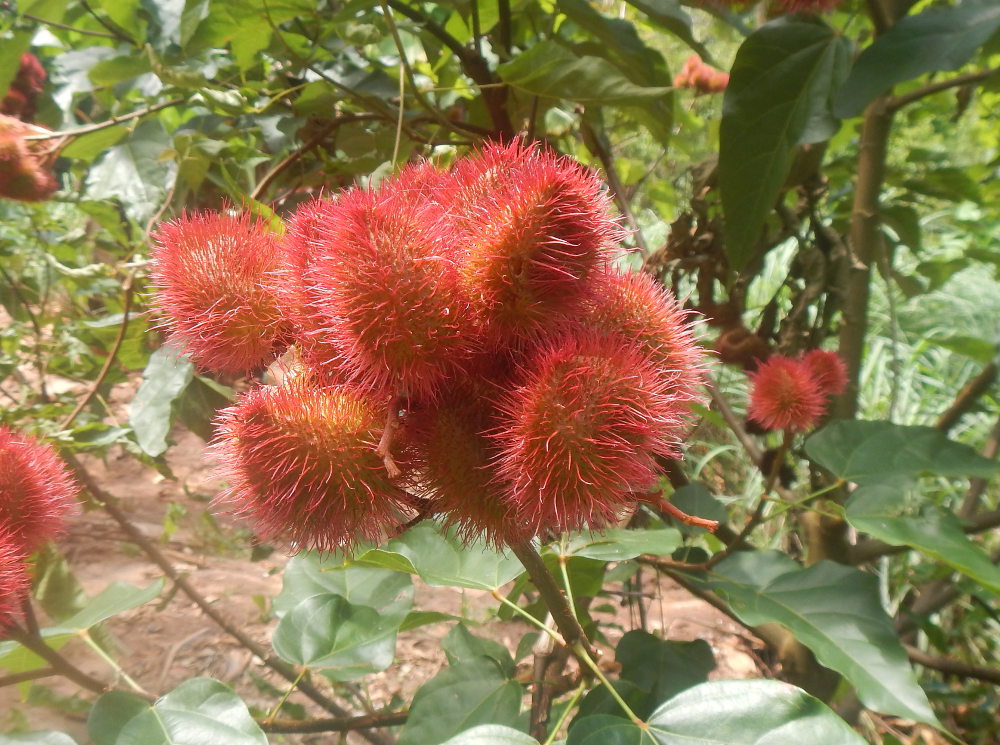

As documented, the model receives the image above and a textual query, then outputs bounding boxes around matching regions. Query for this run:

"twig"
[935,362,998,434]
[508,541,595,659]
[0,666,58,687]
[60,271,135,431]
[60,452,396,745]
[904,645,1000,685]
[22,13,120,39]
[23,98,185,141]
[707,383,763,465]
[262,709,408,734]
[959,414,1000,519]
[579,118,649,254]
[887,67,1000,113]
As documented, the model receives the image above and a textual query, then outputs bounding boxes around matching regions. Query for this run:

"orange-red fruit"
[405,382,530,547]
[0,426,78,554]
[150,210,292,375]
[748,356,824,432]
[305,162,478,399]
[494,334,688,535]
[452,140,622,347]
[0,529,30,631]
[584,268,706,404]
[1,53,46,121]
[802,349,848,397]
[213,378,407,553]
[0,115,58,202]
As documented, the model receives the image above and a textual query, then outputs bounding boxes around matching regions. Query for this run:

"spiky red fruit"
[304,162,479,399]
[583,268,706,404]
[1,53,46,121]
[802,349,848,397]
[213,377,408,553]
[748,356,825,432]
[0,116,58,202]
[0,529,30,631]
[405,380,530,547]
[150,210,293,375]
[494,334,688,534]
[452,141,622,347]
[0,426,78,554]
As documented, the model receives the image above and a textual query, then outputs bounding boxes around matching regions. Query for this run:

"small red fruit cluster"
[673,55,729,95]
[0,426,79,630]
[1,53,46,122]
[150,141,706,552]
[748,349,847,433]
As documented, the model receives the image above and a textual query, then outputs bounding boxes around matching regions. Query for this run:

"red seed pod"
[149,210,293,376]
[451,140,623,347]
[213,377,408,553]
[494,333,688,535]
[0,116,58,203]
[304,162,479,399]
[405,379,530,547]
[802,349,848,397]
[1,53,46,121]
[0,529,30,632]
[584,268,706,404]
[748,356,825,432]
[0,426,78,554]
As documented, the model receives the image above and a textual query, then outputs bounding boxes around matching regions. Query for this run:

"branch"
[0,666,57,688]
[707,383,763,465]
[61,452,394,745]
[934,361,997,434]
[263,709,408,734]
[60,271,135,430]
[905,645,1000,685]
[22,13,120,39]
[24,98,185,142]
[888,67,1000,113]
[508,541,595,658]
[579,118,649,253]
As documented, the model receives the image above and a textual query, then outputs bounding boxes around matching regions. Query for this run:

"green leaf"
[805,420,1000,484]
[272,590,412,679]
[85,120,177,225]
[0,32,32,99]
[620,0,708,61]
[274,555,414,615]
[396,657,524,745]
[440,726,537,745]
[563,529,681,561]
[0,734,80,745]
[353,522,524,591]
[616,632,714,712]
[644,679,868,744]
[704,551,936,724]
[442,624,515,677]
[51,580,164,634]
[934,335,997,363]
[720,20,851,269]
[89,678,266,745]
[129,346,195,458]
[497,40,671,105]
[846,484,1000,595]
[833,0,1000,118]
[568,715,656,745]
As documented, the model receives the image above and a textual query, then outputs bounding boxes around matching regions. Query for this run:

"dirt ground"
[0,426,764,744]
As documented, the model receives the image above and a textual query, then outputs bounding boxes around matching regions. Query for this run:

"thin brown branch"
[579,118,649,254]
[707,383,763,465]
[0,666,58,687]
[60,271,135,431]
[24,98,185,141]
[935,361,998,434]
[960,414,1000,519]
[262,709,408,734]
[509,541,595,658]
[61,452,396,745]
[904,645,1000,685]
[888,67,1000,113]
[22,13,120,39]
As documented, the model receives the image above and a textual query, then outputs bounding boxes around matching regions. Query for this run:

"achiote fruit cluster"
[150,141,706,552]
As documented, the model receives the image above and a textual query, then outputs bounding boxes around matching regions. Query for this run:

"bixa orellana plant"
[149,141,708,552]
